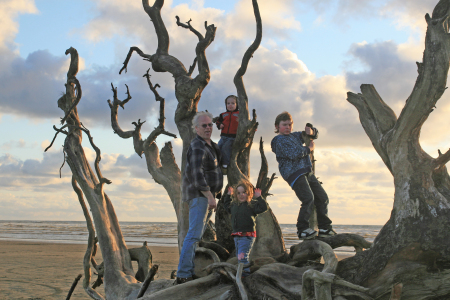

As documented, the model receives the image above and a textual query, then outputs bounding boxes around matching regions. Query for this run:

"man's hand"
[220,124,225,129]
[208,196,217,211]
[305,126,313,135]
[201,190,217,211]
[309,140,315,151]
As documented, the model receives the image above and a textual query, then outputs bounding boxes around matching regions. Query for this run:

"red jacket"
[216,110,239,137]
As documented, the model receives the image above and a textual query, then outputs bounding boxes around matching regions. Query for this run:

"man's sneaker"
[221,166,228,175]
[298,228,318,240]
[318,228,336,237]
[175,276,193,284]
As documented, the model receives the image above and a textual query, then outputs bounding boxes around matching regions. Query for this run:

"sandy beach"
[0,240,353,299]
[0,240,179,300]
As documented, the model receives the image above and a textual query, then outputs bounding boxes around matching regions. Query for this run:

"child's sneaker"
[298,228,317,240]
[318,228,336,237]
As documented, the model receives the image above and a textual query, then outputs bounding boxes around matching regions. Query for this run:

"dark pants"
[292,173,332,233]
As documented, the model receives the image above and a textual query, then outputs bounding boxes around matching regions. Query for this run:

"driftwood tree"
[110,0,217,250]
[339,0,450,297]
[49,0,450,299]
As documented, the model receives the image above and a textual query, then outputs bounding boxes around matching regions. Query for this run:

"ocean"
[0,220,381,255]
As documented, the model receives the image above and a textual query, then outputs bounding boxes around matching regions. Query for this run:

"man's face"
[276,120,293,135]
[195,115,213,141]
[226,97,237,112]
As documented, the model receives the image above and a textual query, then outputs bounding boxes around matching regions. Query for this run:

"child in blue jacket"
[271,111,335,240]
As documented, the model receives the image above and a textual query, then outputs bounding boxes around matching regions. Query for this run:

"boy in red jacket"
[216,95,239,171]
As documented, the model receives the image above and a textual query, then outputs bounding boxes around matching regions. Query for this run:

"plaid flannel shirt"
[182,135,223,202]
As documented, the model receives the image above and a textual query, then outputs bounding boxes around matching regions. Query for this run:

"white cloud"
[0,0,37,50]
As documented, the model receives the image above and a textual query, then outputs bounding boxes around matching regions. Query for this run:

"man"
[176,111,223,284]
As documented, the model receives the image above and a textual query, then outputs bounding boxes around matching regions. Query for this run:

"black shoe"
[175,277,193,284]
[318,228,336,237]
[298,228,318,240]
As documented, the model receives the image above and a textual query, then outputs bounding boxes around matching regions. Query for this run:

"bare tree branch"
[176,16,203,40]
[66,274,82,300]
[393,6,450,143]
[256,137,276,198]
[107,83,134,139]
[434,148,450,169]
[69,124,112,189]
[72,176,98,291]
[119,46,153,74]
[346,91,393,174]
[45,124,69,152]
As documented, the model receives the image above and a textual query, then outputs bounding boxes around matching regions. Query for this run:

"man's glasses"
[201,123,213,128]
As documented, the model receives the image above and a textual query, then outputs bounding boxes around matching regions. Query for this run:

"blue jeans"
[234,236,255,276]
[218,136,235,166]
[177,197,212,278]
[292,173,332,233]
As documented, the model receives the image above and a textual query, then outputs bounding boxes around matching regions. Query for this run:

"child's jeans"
[218,136,235,166]
[234,236,255,276]
[292,172,332,233]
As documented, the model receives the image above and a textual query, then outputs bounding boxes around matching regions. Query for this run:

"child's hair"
[274,111,293,133]
[232,180,254,204]
[225,95,238,111]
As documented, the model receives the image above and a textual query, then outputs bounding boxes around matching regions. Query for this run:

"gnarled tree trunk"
[339,1,450,298]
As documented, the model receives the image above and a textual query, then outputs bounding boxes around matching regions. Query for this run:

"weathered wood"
[344,1,450,299]
[66,274,82,300]
[128,242,153,282]
[137,264,159,298]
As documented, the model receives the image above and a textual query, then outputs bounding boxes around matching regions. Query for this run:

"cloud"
[345,40,418,114]
[344,39,450,150]
[381,0,438,32]
[0,0,37,50]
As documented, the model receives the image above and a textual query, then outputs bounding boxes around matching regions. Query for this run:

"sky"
[0,0,448,225]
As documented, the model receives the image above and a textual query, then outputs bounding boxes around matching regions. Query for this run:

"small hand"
[220,124,225,129]
[254,188,261,198]
[305,126,313,135]
[227,186,234,195]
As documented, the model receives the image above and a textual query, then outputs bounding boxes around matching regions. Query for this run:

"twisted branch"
[72,176,105,299]
[176,16,203,40]
[70,124,112,189]
[256,137,276,198]
[119,46,153,74]
[143,71,177,146]
[45,124,69,152]
[60,77,82,125]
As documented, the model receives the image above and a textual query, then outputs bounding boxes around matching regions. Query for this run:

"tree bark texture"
[341,1,450,298]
